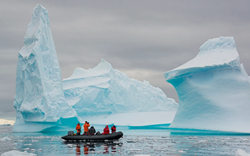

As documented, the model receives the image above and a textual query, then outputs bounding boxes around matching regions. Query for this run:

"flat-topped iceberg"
[165,36,250,133]
[63,59,178,126]
[13,4,78,132]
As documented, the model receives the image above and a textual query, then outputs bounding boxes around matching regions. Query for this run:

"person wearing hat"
[102,125,110,135]
[111,125,116,133]
[89,126,96,135]
[83,121,90,135]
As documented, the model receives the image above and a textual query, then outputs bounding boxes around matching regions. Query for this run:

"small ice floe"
[38,149,42,151]
[178,150,186,153]
[127,140,137,143]
[24,144,32,146]
[0,136,12,141]
[195,140,208,144]
[24,148,30,151]
[236,149,250,156]
[32,140,39,142]
[198,140,207,143]
[129,149,142,151]
[1,150,37,156]
[134,155,150,156]
[30,149,36,152]
[67,144,73,148]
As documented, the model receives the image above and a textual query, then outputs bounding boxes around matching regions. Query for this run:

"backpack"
[68,131,74,136]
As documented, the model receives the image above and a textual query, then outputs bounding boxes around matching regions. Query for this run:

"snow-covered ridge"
[165,37,239,80]
[164,36,250,133]
[65,59,113,80]
[199,36,236,52]
[63,59,178,116]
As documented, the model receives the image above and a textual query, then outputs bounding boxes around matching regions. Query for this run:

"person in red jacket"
[83,121,90,135]
[75,123,81,135]
[102,125,109,135]
[111,125,116,133]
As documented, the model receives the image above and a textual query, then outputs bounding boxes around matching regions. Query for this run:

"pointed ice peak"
[199,36,236,53]
[65,59,114,80]
[94,58,113,71]
[23,4,49,48]
[67,67,88,79]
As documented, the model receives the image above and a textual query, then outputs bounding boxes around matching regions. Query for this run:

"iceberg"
[164,36,250,133]
[0,119,15,126]
[1,150,37,156]
[63,59,178,126]
[13,4,177,132]
[13,4,78,132]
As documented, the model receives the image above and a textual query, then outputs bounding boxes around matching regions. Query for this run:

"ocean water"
[1,126,250,156]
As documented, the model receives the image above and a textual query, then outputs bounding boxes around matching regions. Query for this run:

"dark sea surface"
[1,126,250,155]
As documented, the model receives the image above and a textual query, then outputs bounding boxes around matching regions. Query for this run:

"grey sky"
[0,1,250,119]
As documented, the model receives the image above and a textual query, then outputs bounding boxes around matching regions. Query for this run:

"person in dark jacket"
[89,126,96,135]
[102,125,110,135]
[111,125,116,133]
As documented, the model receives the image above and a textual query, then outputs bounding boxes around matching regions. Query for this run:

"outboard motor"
[68,131,74,136]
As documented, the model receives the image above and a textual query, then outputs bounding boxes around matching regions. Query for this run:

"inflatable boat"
[61,131,123,141]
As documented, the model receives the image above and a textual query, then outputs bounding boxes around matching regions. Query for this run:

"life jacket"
[103,126,109,134]
[111,126,116,133]
[76,124,81,133]
[84,123,90,132]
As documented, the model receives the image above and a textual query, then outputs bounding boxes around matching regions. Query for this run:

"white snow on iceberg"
[165,36,250,133]
[13,4,78,132]
[13,4,177,132]
[63,59,178,126]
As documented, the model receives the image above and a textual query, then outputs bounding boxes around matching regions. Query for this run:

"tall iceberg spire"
[13,4,78,132]
[164,36,250,133]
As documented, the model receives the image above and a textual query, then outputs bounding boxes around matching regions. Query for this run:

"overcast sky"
[0,1,250,120]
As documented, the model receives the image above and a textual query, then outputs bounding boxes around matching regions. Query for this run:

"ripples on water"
[1,126,250,155]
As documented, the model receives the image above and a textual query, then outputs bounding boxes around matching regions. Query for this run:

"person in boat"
[83,121,90,135]
[102,125,110,135]
[89,126,96,135]
[111,125,116,133]
[76,123,81,135]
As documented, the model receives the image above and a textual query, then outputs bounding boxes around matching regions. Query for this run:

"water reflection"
[83,144,89,154]
[63,141,123,155]
[76,144,81,155]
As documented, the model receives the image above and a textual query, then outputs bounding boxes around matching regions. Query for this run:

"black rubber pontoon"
[61,132,123,141]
